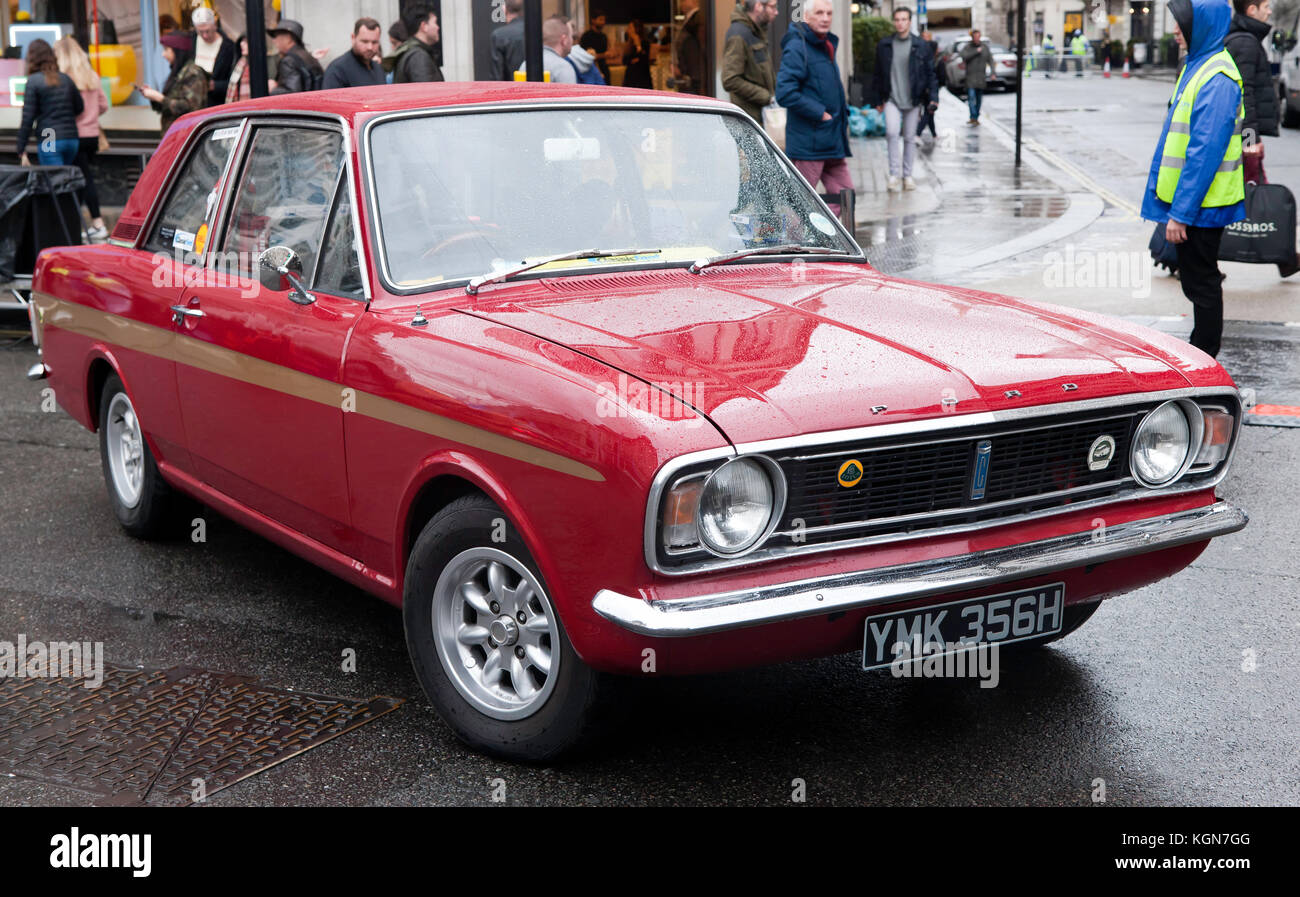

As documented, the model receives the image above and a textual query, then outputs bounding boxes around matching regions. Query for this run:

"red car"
[26,84,1246,760]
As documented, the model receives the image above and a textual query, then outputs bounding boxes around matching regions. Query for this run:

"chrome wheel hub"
[105,392,144,509]
[432,547,559,720]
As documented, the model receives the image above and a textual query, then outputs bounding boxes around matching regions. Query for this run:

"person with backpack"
[267,19,323,94]
[392,4,444,83]
[565,17,607,84]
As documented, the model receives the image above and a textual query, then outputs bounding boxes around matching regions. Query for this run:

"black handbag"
[1149,220,1179,273]
[1218,182,1297,265]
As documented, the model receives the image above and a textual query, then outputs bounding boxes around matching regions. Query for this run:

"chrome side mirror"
[258,245,315,305]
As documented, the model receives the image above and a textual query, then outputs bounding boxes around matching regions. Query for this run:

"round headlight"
[697,458,776,555]
[1131,401,1194,486]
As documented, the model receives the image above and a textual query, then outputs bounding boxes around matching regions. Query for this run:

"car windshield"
[367,107,858,289]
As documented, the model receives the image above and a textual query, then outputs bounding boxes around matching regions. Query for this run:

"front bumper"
[593,501,1247,637]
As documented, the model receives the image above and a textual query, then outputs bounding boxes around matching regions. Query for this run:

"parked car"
[27,83,1246,761]
[1272,17,1300,127]
[943,39,1020,93]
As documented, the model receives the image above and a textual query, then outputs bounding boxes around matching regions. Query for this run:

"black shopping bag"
[1149,220,1178,272]
[1218,182,1297,265]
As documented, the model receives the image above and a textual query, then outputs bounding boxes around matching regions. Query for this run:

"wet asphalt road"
[1,332,1297,807]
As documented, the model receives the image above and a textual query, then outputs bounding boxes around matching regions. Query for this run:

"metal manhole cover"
[0,666,401,805]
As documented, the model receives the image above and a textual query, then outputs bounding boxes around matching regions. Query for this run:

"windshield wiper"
[465,247,663,294]
[688,244,849,274]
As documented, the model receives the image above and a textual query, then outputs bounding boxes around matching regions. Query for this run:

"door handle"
[170,304,204,325]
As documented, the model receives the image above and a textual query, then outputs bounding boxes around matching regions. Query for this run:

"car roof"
[197,82,731,128]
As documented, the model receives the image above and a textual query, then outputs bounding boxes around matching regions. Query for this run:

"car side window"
[143,124,241,256]
[313,177,364,300]
[221,125,343,281]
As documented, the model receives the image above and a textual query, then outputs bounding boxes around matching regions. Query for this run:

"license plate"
[862,583,1065,671]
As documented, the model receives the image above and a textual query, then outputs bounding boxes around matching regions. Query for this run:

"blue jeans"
[966,87,983,121]
[37,139,80,166]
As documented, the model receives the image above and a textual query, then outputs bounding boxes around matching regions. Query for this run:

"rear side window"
[144,124,241,256]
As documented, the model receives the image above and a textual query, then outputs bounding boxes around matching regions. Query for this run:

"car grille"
[768,409,1144,547]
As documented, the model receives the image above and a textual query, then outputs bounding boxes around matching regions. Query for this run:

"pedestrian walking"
[324,18,387,89]
[517,17,578,83]
[1141,0,1245,359]
[622,20,655,89]
[225,35,251,102]
[959,29,995,125]
[491,0,525,81]
[267,19,323,93]
[672,0,707,94]
[917,29,941,140]
[1042,33,1055,78]
[1225,0,1278,183]
[16,39,83,167]
[1069,29,1087,75]
[138,33,207,135]
[580,11,613,84]
[564,17,606,84]
[873,7,937,190]
[721,0,777,122]
[191,7,239,107]
[775,0,853,216]
[392,4,444,83]
[53,36,108,242]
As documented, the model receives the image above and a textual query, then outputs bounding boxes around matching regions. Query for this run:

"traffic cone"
[1122,59,1131,78]
[1103,58,1111,78]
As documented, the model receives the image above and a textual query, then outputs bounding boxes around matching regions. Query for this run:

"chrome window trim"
[140,115,248,259]
[358,100,866,297]
[643,386,1242,576]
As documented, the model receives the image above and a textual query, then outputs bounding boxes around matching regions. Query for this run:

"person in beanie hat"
[139,32,208,135]
[268,19,323,93]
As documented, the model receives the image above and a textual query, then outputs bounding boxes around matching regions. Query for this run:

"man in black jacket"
[491,0,525,80]
[323,17,386,89]
[1225,0,1278,184]
[872,7,938,190]
[268,19,323,94]
[192,7,239,107]
[393,4,444,83]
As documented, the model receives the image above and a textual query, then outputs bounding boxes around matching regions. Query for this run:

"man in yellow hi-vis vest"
[1142,0,1246,358]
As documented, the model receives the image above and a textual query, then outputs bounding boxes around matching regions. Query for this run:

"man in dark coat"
[672,0,707,94]
[490,0,525,80]
[775,0,852,215]
[324,17,386,89]
[722,0,777,121]
[393,3,444,83]
[1225,0,1279,184]
[191,7,239,107]
[268,19,323,94]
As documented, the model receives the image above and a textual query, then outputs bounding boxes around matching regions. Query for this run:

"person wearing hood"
[776,0,852,215]
[565,18,607,84]
[722,0,777,122]
[1225,0,1278,184]
[138,32,208,135]
[1142,0,1246,358]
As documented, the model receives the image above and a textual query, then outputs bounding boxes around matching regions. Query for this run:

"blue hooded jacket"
[776,23,851,161]
[1141,0,1245,228]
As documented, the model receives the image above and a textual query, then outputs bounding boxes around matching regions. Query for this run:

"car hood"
[454,265,1206,445]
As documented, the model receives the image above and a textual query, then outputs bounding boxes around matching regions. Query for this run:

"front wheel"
[403,494,603,761]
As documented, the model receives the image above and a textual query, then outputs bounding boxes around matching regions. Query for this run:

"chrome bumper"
[593,501,1247,637]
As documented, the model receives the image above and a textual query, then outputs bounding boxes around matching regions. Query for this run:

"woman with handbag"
[54,36,109,243]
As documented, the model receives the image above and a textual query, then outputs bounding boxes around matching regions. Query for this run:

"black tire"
[1282,87,1300,128]
[1002,601,1102,654]
[403,494,603,762]
[97,373,178,539]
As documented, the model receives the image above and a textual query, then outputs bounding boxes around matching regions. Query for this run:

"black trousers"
[1173,224,1225,358]
[73,137,100,220]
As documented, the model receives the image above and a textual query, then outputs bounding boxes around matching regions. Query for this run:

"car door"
[173,120,364,550]
[118,119,245,475]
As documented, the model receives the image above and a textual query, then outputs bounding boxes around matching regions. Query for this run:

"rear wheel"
[403,494,603,762]
[98,373,178,538]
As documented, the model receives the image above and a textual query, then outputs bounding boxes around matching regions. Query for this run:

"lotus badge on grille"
[1088,435,1116,471]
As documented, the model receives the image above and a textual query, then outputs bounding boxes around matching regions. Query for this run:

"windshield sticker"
[172,229,196,251]
[531,247,715,271]
[809,213,836,236]
[729,214,755,240]
[211,126,241,141]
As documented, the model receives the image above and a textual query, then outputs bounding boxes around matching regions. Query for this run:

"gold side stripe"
[33,292,604,483]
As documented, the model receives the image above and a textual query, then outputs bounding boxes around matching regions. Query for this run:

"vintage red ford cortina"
[27,83,1246,760]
